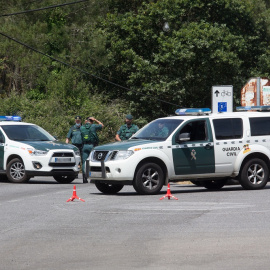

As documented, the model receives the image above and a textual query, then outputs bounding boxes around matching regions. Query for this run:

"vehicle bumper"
[23,151,80,177]
[87,159,136,182]
[26,169,79,177]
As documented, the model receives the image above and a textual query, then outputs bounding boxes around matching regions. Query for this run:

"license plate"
[90,171,102,178]
[54,157,72,163]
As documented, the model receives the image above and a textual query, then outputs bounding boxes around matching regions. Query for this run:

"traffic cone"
[160,183,178,200]
[67,185,85,202]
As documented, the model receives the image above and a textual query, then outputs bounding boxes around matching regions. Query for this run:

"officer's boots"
[83,174,88,183]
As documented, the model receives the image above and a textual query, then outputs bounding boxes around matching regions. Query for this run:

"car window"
[133,119,183,141]
[179,120,207,141]
[249,117,270,136]
[212,118,243,140]
[1,125,55,141]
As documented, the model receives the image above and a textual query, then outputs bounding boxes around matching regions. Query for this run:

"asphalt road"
[1,175,270,270]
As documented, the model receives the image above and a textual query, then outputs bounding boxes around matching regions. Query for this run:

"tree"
[90,0,270,119]
[2,0,270,131]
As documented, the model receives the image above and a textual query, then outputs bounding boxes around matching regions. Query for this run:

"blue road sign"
[218,102,227,112]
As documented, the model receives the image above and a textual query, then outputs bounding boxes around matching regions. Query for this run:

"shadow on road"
[89,182,270,196]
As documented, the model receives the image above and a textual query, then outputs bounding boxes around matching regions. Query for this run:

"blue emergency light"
[0,116,22,121]
[236,106,270,112]
[175,108,211,116]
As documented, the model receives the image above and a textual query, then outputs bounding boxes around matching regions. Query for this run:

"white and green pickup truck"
[88,107,270,195]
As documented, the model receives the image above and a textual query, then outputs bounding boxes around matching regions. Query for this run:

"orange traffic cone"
[160,183,178,200]
[67,185,85,202]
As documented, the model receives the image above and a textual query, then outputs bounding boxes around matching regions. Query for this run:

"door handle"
[204,143,212,150]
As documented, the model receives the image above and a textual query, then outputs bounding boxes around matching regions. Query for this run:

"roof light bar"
[0,116,22,121]
[175,108,211,116]
[236,106,270,112]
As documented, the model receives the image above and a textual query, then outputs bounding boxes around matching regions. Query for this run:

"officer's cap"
[75,116,82,120]
[126,114,133,120]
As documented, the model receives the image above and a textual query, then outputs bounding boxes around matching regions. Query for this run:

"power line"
[0,32,180,107]
[0,0,89,17]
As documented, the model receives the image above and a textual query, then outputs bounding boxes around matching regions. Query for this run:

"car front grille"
[49,152,75,167]
[110,151,118,160]
[93,151,109,161]
[49,163,76,167]
[52,152,74,157]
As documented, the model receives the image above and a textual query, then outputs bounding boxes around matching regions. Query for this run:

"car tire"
[7,158,30,183]
[240,158,269,190]
[200,178,228,190]
[53,175,76,184]
[133,162,164,195]
[95,182,124,194]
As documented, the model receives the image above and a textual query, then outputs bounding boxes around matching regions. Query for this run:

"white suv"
[88,107,270,195]
[0,116,80,183]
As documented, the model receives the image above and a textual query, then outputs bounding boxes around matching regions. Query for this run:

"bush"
[0,92,145,144]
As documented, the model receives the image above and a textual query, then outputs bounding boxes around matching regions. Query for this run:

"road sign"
[218,102,227,112]
[240,77,270,107]
[212,85,233,113]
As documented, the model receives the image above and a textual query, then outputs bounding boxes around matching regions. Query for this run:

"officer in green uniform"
[66,115,83,154]
[156,122,169,138]
[80,117,104,183]
[115,114,139,141]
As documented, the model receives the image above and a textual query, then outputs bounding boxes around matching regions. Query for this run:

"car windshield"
[133,119,183,141]
[1,124,56,141]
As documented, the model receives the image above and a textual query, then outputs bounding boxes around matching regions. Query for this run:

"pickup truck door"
[172,118,215,175]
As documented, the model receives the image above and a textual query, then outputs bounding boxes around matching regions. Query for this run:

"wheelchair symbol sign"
[218,102,227,112]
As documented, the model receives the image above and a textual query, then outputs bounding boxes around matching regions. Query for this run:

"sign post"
[212,85,233,113]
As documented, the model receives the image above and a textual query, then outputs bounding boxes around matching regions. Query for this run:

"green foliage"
[1,0,270,135]
[93,0,270,119]
[0,92,130,144]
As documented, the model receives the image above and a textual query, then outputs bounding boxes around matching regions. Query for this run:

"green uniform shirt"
[67,124,82,144]
[117,124,139,141]
[80,123,103,173]
[80,123,102,144]
[156,126,169,138]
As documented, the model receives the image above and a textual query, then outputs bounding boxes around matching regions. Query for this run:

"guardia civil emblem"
[191,149,196,160]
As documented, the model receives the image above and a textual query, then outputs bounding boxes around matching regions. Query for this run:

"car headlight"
[74,150,80,156]
[113,150,134,160]
[27,148,48,156]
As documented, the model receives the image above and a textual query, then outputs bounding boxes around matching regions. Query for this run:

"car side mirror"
[177,132,190,142]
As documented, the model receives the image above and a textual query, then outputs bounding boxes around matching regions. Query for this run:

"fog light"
[33,162,42,169]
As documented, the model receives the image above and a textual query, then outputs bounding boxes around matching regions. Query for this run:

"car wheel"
[95,182,124,194]
[53,175,76,184]
[133,162,164,195]
[7,158,30,183]
[200,178,228,190]
[240,158,269,190]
